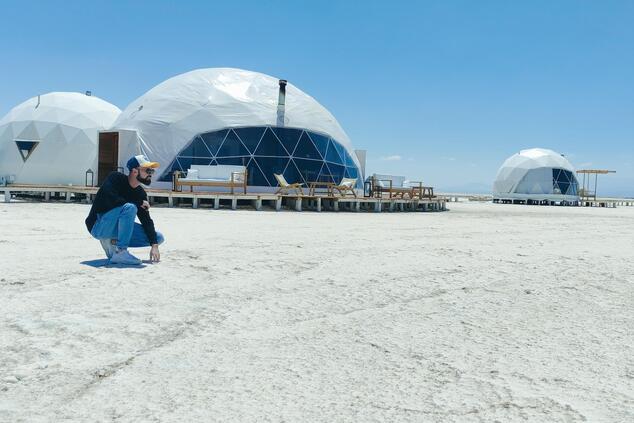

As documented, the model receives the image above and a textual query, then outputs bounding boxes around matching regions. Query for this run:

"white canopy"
[0,92,121,185]
[112,68,360,171]
[493,148,579,200]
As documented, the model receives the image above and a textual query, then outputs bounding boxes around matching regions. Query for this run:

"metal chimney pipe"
[276,79,287,127]
[36,95,40,109]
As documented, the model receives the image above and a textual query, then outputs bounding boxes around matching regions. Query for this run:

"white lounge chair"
[333,177,357,197]
[274,173,304,195]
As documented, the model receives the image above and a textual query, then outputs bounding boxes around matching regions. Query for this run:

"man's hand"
[141,200,150,210]
[150,244,160,263]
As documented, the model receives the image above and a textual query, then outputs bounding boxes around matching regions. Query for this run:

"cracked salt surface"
[0,202,633,422]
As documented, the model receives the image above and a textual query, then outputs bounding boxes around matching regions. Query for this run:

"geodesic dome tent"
[0,92,121,185]
[493,148,580,202]
[112,68,362,189]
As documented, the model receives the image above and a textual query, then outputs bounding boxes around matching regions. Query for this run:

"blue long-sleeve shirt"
[85,172,158,245]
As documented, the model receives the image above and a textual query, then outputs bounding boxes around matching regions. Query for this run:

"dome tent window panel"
[293,158,323,184]
[293,131,323,160]
[317,162,335,183]
[283,159,304,185]
[327,163,346,183]
[179,136,212,158]
[246,158,271,186]
[217,157,249,166]
[254,128,290,156]
[325,139,344,164]
[272,127,302,156]
[234,127,266,154]
[216,129,250,157]
[307,132,329,159]
[200,130,229,156]
[255,156,292,179]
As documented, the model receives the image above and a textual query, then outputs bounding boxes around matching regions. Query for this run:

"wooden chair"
[333,177,357,197]
[274,174,304,195]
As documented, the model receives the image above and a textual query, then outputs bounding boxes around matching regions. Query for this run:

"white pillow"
[187,169,199,179]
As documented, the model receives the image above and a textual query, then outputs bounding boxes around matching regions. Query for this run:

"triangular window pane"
[294,132,322,160]
[15,140,39,162]
[216,157,249,166]
[333,141,347,165]
[179,136,212,158]
[325,139,343,164]
[246,158,271,186]
[200,129,228,156]
[254,157,290,181]
[328,163,345,183]
[272,127,302,156]
[255,128,289,156]
[316,162,334,183]
[293,158,323,184]
[234,127,266,154]
[343,150,356,167]
[216,129,250,157]
[307,132,329,159]
[283,159,304,185]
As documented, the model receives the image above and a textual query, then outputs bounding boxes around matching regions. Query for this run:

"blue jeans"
[90,203,164,249]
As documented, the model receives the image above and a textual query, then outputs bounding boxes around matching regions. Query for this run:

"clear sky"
[1,0,633,195]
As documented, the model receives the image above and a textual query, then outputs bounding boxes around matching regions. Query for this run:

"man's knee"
[121,203,137,215]
[156,232,165,245]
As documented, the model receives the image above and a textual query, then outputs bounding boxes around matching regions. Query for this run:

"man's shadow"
[80,259,148,268]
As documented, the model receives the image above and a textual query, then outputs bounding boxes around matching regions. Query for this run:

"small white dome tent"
[0,92,121,185]
[112,68,362,189]
[493,148,580,204]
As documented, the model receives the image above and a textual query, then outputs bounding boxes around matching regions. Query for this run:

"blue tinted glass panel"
[255,128,289,156]
[216,157,249,166]
[200,130,228,156]
[333,141,347,164]
[294,131,322,160]
[234,127,265,154]
[293,158,323,183]
[217,130,250,157]
[307,132,329,159]
[344,150,356,167]
[325,139,344,164]
[272,127,302,155]
[328,163,345,183]
[283,160,304,184]
[180,136,212,158]
[247,159,271,186]
[315,163,334,183]
[254,156,290,178]
[345,167,359,179]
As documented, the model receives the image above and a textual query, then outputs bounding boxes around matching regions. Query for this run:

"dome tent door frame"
[98,132,119,185]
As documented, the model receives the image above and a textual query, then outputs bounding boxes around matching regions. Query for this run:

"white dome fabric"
[112,68,360,172]
[0,92,121,185]
[493,148,579,200]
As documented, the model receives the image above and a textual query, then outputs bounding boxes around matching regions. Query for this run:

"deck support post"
[275,197,282,211]
[255,198,262,211]
[295,198,302,212]
[231,198,237,210]
[374,201,381,212]
[214,196,220,210]
[65,191,71,202]
[3,190,10,203]
[192,197,199,209]
[333,200,339,212]
[316,197,322,212]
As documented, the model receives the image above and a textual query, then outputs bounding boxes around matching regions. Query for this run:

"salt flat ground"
[0,200,632,423]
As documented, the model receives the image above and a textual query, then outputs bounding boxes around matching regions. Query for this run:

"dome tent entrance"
[493,148,580,204]
[0,92,121,186]
[111,68,362,190]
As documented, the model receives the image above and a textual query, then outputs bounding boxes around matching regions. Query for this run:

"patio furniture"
[173,165,248,194]
[274,173,304,195]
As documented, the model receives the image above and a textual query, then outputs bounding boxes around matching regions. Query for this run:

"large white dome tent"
[111,68,362,189]
[493,148,580,204]
[0,92,121,185]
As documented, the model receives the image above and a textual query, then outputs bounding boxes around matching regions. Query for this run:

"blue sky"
[1,0,633,195]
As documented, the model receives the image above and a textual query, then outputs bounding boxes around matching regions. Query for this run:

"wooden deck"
[1,184,448,212]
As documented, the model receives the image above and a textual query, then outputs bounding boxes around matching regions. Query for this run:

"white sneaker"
[110,248,142,265]
[100,239,116,259]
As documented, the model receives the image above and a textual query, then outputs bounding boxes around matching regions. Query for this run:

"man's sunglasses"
[141,168,155,175]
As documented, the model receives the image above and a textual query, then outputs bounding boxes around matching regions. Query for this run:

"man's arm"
[136,194,158,245]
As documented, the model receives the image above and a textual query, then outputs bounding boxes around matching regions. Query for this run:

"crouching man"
[85,155,165,265]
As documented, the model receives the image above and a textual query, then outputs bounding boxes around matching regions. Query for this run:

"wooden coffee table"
[308,182,335,196]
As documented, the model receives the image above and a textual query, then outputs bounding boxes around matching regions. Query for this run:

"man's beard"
[136,174,152,185]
